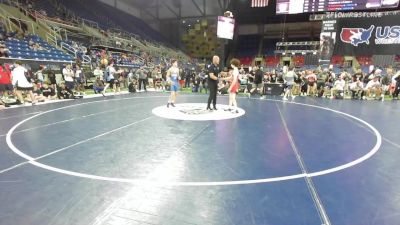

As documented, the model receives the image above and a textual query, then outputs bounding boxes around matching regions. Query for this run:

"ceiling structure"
[119,0,231,24]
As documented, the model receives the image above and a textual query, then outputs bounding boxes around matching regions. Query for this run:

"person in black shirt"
[207,55,222,110]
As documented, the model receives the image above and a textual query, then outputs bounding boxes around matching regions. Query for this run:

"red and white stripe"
[251,0,269,7]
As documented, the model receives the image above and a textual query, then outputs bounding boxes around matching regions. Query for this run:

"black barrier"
[263,83,284,96]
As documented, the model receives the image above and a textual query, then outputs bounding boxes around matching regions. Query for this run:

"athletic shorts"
[0,83,13,92]
[171,83,179,92]
[107,79,115,85]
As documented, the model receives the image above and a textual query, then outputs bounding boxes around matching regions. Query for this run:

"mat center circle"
[152,103,246,121]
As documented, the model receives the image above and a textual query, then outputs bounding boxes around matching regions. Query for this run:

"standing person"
[35,65,45,85]
[207,55,222,110]
[185,69,192,88]
[47,70,57,91]
[102,62,117,96]
[0,64,13,100]
[166,59,179,108]
[93,66,103,80]
[223,58,240,113]
[198,69,208,94]
[11,61,36,105]
[283,66,298,101]
[62,64,74,91]
[74,65,84,95]
[251,66,264,97]
[137,67,147,92]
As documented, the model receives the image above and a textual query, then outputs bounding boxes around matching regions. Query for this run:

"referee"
[207,55,221,110]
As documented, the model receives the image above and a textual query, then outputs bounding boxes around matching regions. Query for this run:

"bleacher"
[56,0,167,44]
[6,34,74,62]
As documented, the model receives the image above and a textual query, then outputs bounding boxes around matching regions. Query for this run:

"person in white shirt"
[349,76,364,99]
[11,61,36,105]
[364,76,382,99]
[330,75,346,99]
[102,62,118,96]
[62,64,74,91]
[74,65,85,95]
[283,66,298,101]
[93,66,103,80]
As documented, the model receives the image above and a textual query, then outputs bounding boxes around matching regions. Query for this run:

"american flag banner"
[251,0,269,7]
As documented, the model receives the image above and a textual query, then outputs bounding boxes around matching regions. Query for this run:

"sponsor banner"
[334,13,400,55]
[319,19,337,64]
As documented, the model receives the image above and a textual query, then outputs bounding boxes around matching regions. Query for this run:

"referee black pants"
[207,81,218,108]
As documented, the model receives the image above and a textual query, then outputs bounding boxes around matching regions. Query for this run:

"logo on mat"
[340,25,374,46]
[178,105,212,115]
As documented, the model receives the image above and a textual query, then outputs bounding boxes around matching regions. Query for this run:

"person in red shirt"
[0,63,13,98]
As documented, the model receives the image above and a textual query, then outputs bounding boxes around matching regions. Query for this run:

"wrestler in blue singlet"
[170,69,179,92]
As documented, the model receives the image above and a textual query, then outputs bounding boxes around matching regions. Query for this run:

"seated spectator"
[25,85,47,103]
[364,76,382,100]
[57,82,74,99]
[40,83,57,100]
[128,79,137,93]
[330,75,346,99]
[349,76,364,100]
[93,77,105,94]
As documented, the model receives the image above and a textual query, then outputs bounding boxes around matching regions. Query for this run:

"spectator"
[102,62,118,96]
[11,61,36,105]
[306,70,317,96]
[198,69,208,94]
[74,65,85,95]
[62,64,74,91]
[34,65,45,85]
[47,70,57,90]
[330,75,346,99]
[40,83,57,100]
[250,66,263,96]
[57,82,74,99]
[349,76,364,100]
[93,66,103,80]
[283,66,297,101]
[136,67,147,92]
[0,41,9,57]
[392,72,400,100]
[364,76,382,100]
[0,64,13,99]
[93,77,105,94]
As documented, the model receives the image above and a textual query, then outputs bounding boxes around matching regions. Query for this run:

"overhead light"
[182,20,186,24]
[188,24,191,27]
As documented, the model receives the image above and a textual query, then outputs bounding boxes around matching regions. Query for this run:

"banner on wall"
[332,11,400,56]
[319,19,337,65]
